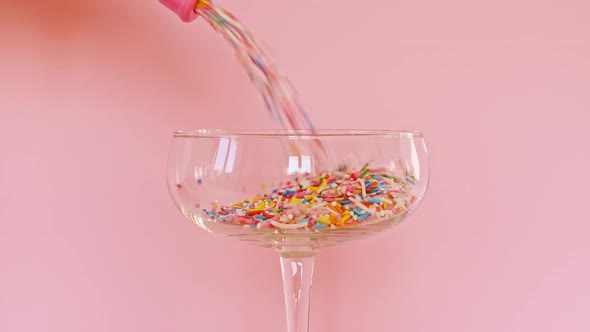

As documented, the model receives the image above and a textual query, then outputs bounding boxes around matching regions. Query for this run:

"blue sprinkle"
[197,178,202,184]
[365,180,372,186]
[298,218,310,224]
[369,188,379,193]
[272,189,278,193]
[254,215,267,220]
[367,197,381,203]
[340,200,351,204]
[202,209,207,212]
[221,217,226,222]
[312,223,325,230]
[353,208,364,215]
[372,175,380,179]
[331,183,338,188]
[357,213,371,221]
[253,57,265,71]
[283,190,296,196]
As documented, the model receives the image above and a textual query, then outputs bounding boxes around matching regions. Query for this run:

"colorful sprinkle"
[200,165,416,232]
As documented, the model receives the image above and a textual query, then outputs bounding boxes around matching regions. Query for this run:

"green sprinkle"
[360,163,369,172]
[380,173,393,179]
[359,168,369,179]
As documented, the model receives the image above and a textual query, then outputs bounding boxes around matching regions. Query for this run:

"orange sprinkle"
[329,214,337,223]
[328,203,345,214]
[247,209,264,216]
[366,182,378,192]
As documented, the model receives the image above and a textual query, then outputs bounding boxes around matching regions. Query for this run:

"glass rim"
[173,129,423,138]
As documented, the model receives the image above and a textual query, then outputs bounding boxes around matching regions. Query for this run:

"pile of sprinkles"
[202,164,417,231]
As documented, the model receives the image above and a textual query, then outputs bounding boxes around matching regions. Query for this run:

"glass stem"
[280,252,315,332]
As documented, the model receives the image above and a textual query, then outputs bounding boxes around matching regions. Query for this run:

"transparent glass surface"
[166,129,429,332]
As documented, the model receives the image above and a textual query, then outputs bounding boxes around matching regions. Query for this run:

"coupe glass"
[167,129,429,332]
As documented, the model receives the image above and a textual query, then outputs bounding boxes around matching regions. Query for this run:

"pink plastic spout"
[159,0,199,22]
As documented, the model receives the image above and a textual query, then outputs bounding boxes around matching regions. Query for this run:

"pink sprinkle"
[322,189,340,197]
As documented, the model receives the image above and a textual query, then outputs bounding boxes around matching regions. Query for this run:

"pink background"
[1,0,589,331]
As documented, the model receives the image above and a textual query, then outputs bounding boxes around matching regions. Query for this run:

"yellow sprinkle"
[309,186,319,192]
[334,197,344,201]
[256,203,265,209]
[212,204,218,209]
[316,215,331,224]
[383,203,388,209]
[261,184,266,190]
[270,202,276,208]
[341,214,351,223]
[305,194,315,201]
[290,197,302,205]
[353,189,362,194]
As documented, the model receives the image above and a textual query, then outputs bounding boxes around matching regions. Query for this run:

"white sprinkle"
[350,197,375,214]
[382,210,394,217]
[358,179,367,198]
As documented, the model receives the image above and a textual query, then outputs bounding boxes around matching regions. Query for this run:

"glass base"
[281,250,315,332]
